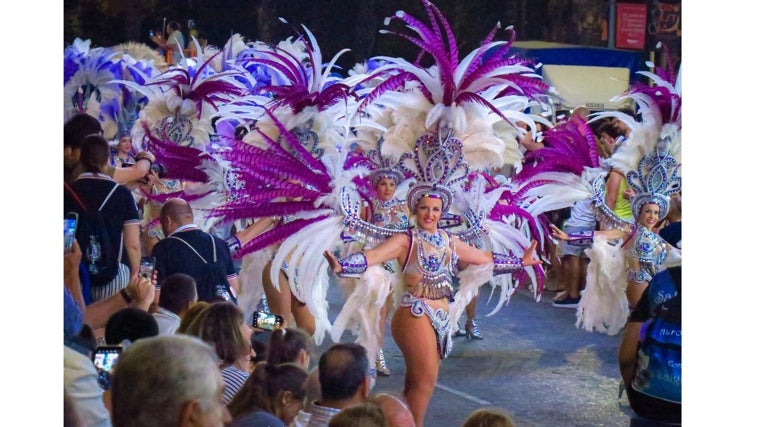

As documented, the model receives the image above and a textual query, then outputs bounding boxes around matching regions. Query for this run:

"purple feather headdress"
[240,21,353,114]
[354,0,549,126]
[515,116,600,190]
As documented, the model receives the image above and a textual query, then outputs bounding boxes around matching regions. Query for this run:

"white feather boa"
[449,263,496,331]
[236,247,275,322]
[575,234,629,335]
[330,265,397,362]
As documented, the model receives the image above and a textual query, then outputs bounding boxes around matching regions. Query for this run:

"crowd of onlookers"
[64,100,680,425]
[63,112,520,427]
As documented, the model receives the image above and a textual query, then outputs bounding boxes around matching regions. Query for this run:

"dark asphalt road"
[318,280,634,427]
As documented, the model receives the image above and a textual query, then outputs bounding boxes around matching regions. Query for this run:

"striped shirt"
[221,365,250,404]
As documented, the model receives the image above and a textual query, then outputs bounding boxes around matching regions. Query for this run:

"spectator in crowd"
[176,301,210,334]
[64,343,111,427]
[64,113,154,185]
[292,367,323,427]
[109,335,232,427]
[328,402,387,427]
[300,343,372,427]
[366,393,415,427]
[604,112,634,224]
[266,327,315,369]
[64,390,85,427]
[154,273,198,335]
[619,267,681,424]
[181,302,254,404]
[151,21,186,65]
[151,198,239,302]
[228,361,309,427]
[64,134,142,302]
[105,307,159,345]
[461,407,515,427]
[65,238,154,334]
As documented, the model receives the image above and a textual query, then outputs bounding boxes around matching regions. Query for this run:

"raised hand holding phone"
[139,257,156,280]
[64,213,78,253]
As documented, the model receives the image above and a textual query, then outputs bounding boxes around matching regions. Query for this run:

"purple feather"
[235,215,330,258]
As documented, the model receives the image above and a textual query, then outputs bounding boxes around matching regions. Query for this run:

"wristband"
[492,252,522,275]
[337,252,368,278]
[120,288,134,304]
[566,230,594,247]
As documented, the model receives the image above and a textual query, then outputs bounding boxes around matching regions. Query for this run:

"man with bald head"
[367,393,415,427]
[151,198,239,302]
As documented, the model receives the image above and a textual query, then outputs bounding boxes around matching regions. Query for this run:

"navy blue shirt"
[151,228,237,302]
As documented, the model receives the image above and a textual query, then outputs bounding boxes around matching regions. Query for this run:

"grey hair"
[111,335,221,427]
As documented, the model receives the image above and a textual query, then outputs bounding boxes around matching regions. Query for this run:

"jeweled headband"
[369,168,405,188]
[365,137,405,188]
[407,184,452,213]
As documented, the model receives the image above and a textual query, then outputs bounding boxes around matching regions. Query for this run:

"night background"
[63,0,679,71]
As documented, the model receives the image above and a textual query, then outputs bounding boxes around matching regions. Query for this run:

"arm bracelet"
[492,252,523,275]
[566,230,594,247]
[226,235,242,256]
[338,252,368,278]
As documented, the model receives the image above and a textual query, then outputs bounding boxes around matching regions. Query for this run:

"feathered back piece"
[241,20,353,114]
[64,38,121,121]
[401,126,470,213]
[349,0,551,174]
[516,116,600,188]
[205,107,362,258]
[113,51,249,151]
[356,0,549,121]
[629,47,681,129]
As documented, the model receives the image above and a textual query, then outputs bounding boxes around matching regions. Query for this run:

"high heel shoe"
[376,350,390,376]
[453,323,467,338]
[465,318,484,340]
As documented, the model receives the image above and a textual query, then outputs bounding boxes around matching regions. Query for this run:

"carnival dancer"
[545,55,683,335]
[325,128,542,427]
[332,140,412,377]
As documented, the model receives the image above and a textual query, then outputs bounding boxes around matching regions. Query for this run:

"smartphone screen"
[93,345,122,373]
[139,257,156,280]
[252,311,284,330]
[93,345,122,390]
[64,213,78,253]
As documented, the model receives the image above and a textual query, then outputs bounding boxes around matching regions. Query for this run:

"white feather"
[575,234,629,335]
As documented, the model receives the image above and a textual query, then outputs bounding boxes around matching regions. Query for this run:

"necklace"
[415,229,447,273]
[417,229,444,247]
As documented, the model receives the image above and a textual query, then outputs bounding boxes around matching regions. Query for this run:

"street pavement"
[318,280,634,427]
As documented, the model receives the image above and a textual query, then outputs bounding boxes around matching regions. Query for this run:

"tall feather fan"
[241,20,353,115]
[350,0,551,172]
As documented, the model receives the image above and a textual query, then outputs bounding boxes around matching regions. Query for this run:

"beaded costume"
[575,56,682,335]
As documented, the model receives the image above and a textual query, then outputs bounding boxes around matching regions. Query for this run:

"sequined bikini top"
[370,198,410,230]
[402,229,457,300]
[627,227,668,283]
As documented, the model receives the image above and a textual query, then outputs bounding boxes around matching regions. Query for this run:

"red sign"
[616,3,647,49]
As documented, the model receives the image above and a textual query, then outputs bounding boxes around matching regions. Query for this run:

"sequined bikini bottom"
[399,292,452,359]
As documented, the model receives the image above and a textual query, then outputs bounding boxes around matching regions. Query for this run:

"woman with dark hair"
[181,301,254,403]
[228,361,309,427]
[64,133,141,302]
[266,327,314,369]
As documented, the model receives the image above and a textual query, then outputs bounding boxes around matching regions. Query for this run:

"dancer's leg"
[390,300,444,427]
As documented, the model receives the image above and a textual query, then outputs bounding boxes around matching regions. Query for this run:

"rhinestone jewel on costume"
[157,112,195,147]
